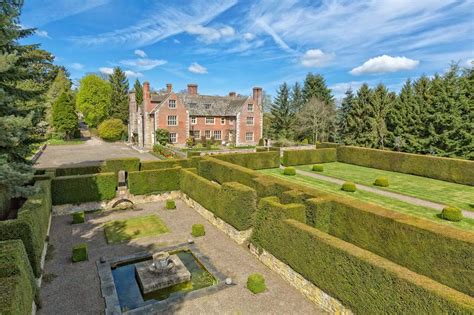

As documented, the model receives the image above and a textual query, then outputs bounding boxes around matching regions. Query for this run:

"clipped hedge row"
[304,197,474,296]
[52,173,116,205]
[316,142,342,149]
[180,169,220,212]
[251,198,474,313]
[128,167,181,195]
[197,157,258,187]
[0,180,51,277]
[282,148,337,166]
[214,151,280,170]
[337,146,474,186]
[140,159,192,170]
[0,240,36,315]
[102,157,140,174]
[55,164,102,177]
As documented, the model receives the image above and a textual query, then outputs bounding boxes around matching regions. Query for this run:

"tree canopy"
[109,67,129,123]
[75,74,112,128]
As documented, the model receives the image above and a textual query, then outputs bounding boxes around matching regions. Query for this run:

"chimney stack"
[252,87,262,104]
[187,84,198,95]
[229,91,236,97]
[166,83,172,93]
[143,81,151,111]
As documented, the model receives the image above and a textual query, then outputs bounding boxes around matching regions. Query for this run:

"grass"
[104,215,169,244]
[47,138,85,145]
[296,162,474,211]
[260,169,474,232]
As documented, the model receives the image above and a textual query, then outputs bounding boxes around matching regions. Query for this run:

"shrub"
[72,212,85,224]
[283,167,296,176]
[191,224,205,237]
[98,118,124,141]
[55,165,102,177]
[258,138,264,146]
[341,182,356,192]
[155,128,170,145]
[374,177,389,187]
[312,164,324,172]
[214,151,280,170]
[218,182,257,231]
[72,243,88,262]
[440,206,463,222]
[282,148,337,166]
[102,157,140,174]
[128,167,181,195]
[166,199,176,209]
[247,273,266,294]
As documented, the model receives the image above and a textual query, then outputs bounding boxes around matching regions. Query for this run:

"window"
[167,115,177,126]
[221,117,225,125]
[213,130,222,140]
[169,133,177,143]
[248,103,253,112]
[246,116,254,125]
[188,102,197,108]
[205,130,211,139]
[245,132,254,142]
[169,100,176,109]
[229,119,234,125]
[192,130,200,138]
[191,116,197,125]
[204,103,211,110]
[205,117,215,125]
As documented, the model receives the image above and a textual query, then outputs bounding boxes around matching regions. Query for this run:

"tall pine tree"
[109,67,129,123]
[133,79,143,107]
[346,84,373,146]
[52,92,78,139]
[270,82,293,139]
[337,88,354,143]
[370,84,394,149]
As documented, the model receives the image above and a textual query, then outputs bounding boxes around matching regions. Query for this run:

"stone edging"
[249,244,352,315]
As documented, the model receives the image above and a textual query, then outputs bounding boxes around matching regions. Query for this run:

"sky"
[21,0,474,99]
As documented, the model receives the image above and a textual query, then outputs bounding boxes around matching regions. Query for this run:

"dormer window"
[248,103,254,112]
[188,102,197,108]
[169,100,176,109]
[204,103,211,110]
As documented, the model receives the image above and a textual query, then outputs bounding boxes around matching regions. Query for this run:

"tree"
[52,92,78,139]
[109,67,129,123]
[295,98,335,143]
[370,84,394,149]
[133,79,143,106]
[45,67,71,125]
[337,88,354,143]
[345,84,373,146]
[269,82,293,139]
[290,82,305,113]
[302,73,335,106]
[155,129,170,144]
[98,118,124,141]
[76,74,112,127]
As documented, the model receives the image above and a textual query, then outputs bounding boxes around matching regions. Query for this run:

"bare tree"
[295,97,335,143]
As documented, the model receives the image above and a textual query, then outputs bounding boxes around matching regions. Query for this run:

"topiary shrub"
[312,164,324,172]
[98,118,125,141]
[247,273,266,294]
[440,206,463,222]
[283,167,296,176]
[72,212,85,224]
[374,177,389,187]
[191,224,205,237]
[166,199,176,210]
[72,243,88,262]
[341,181,356,192]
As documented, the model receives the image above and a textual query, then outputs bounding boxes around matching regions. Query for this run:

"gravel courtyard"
[39,200,325,315]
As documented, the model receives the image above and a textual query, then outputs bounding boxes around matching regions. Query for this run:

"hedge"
[316,142,342,149]
[0,180,51,277]
[247,273,266,294]
[52,173,116,205]
[128,167,181,195]
[55,164,102,177]
[337,146,474,186]
[304,197,474,296]
[140,159,190,170]
[213,151,280,169]
[72,243,88,262]
[191,224,205,237]
[101,158,140,174]
[197,157,258,187]
[180,169,220,212]
[0,240,36,315]
[282,148,337,166]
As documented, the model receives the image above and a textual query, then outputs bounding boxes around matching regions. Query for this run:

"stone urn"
[149,252,174,274]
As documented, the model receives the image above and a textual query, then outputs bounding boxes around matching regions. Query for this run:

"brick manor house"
[128,82,263,148]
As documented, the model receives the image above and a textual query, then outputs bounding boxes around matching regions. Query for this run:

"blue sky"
[21,0,473,98]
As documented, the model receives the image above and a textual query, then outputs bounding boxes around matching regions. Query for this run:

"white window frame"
[245,132,254,142]
[213,130,222,140]
[246,116,254,126]
[205,117,215,125]
[192,130,200,138]
[247,103,254,112]
[205,130,211,139]
[168,99,176,109]
[220,117,225,125]
[191,116,197,125]
[169,132,177,143]
[167,115,177,126]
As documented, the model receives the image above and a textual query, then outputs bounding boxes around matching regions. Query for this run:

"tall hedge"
[0,180,51,276]
[180,169,220,212]
[282,148,337,166]
[214,151,280,169]
[55,164,102,177]
[198,157,258,187]
[0,240,36,315]
[52,173,116,205]
[128,167,181,195]
[140,159,191,170]
[337,146,474,185]
[316,142,342,149]
[102,158,140,174]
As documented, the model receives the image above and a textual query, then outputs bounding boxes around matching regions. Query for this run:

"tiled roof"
[178,94,247,116]
[150,93,169,103]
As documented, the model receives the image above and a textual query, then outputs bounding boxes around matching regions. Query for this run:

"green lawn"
[295,162,474,211]
[260,169,474,232]
[47,139,85,145]
[104,215,169,244]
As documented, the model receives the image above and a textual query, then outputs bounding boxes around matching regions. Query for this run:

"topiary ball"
[72,243,88,262]
[440,206,463,222]
[341,181,356,192]
[374,177,389,187]
[247,273,266,294]
[166,199,176,210]
[283,167,296,176]
[191,224,205,237]
[312,164,324,172]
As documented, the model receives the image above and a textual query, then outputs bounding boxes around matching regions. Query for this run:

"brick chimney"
[187,84,198,95]
[143,81,152,112]
[229,91,236,97]
[253,87,262,104]
[166,83,172,93]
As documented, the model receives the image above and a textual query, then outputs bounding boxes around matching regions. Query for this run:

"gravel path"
[284,166,474,219]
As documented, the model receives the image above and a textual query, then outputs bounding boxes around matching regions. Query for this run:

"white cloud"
[186,24,236,43]
[35,30,50,38]
[350,55,419,75]
[134,49,147,58]
[188,62,208,74]
[301,49,335,67]
[173,39,180,44]
[124,70,143,78]
[70,62,84,70]
[242,32,255,41]
[120,58,167,71]
[466,59,474,67]
[99,67,114,75]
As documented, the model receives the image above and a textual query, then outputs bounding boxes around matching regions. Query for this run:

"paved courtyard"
[40,200,325,314]
[35,138,158,169]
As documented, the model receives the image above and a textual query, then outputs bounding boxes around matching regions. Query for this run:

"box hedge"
[102,157,140,174]
[374,176,389,187]
[72,211,85,224]
[128,167,181,195]
[0,180,51,277]
[337,146,474,186]
[282,148,337,166]
[247,273,266,294]
[316,142,342,149]
[0,240,36,315]
[440,206,463,222]
[166,199,176,209]
[180,169,220,212]
[197,157,258,188]
[140,159,192,171]
[341,181,356,192]
[191,224,205,237]
[214,151,280,169]
[72,243,88,262]
[52,173,117,205]
[283,167,296,176]
[55,164,102,177]
[312,164,324,172]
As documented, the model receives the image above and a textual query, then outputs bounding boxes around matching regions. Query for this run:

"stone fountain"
[135,252,191,294]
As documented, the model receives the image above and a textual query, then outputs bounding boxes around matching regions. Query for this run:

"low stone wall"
[249,244,352,315]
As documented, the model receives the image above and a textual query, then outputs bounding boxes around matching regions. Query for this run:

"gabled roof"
[178,94,248,116]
